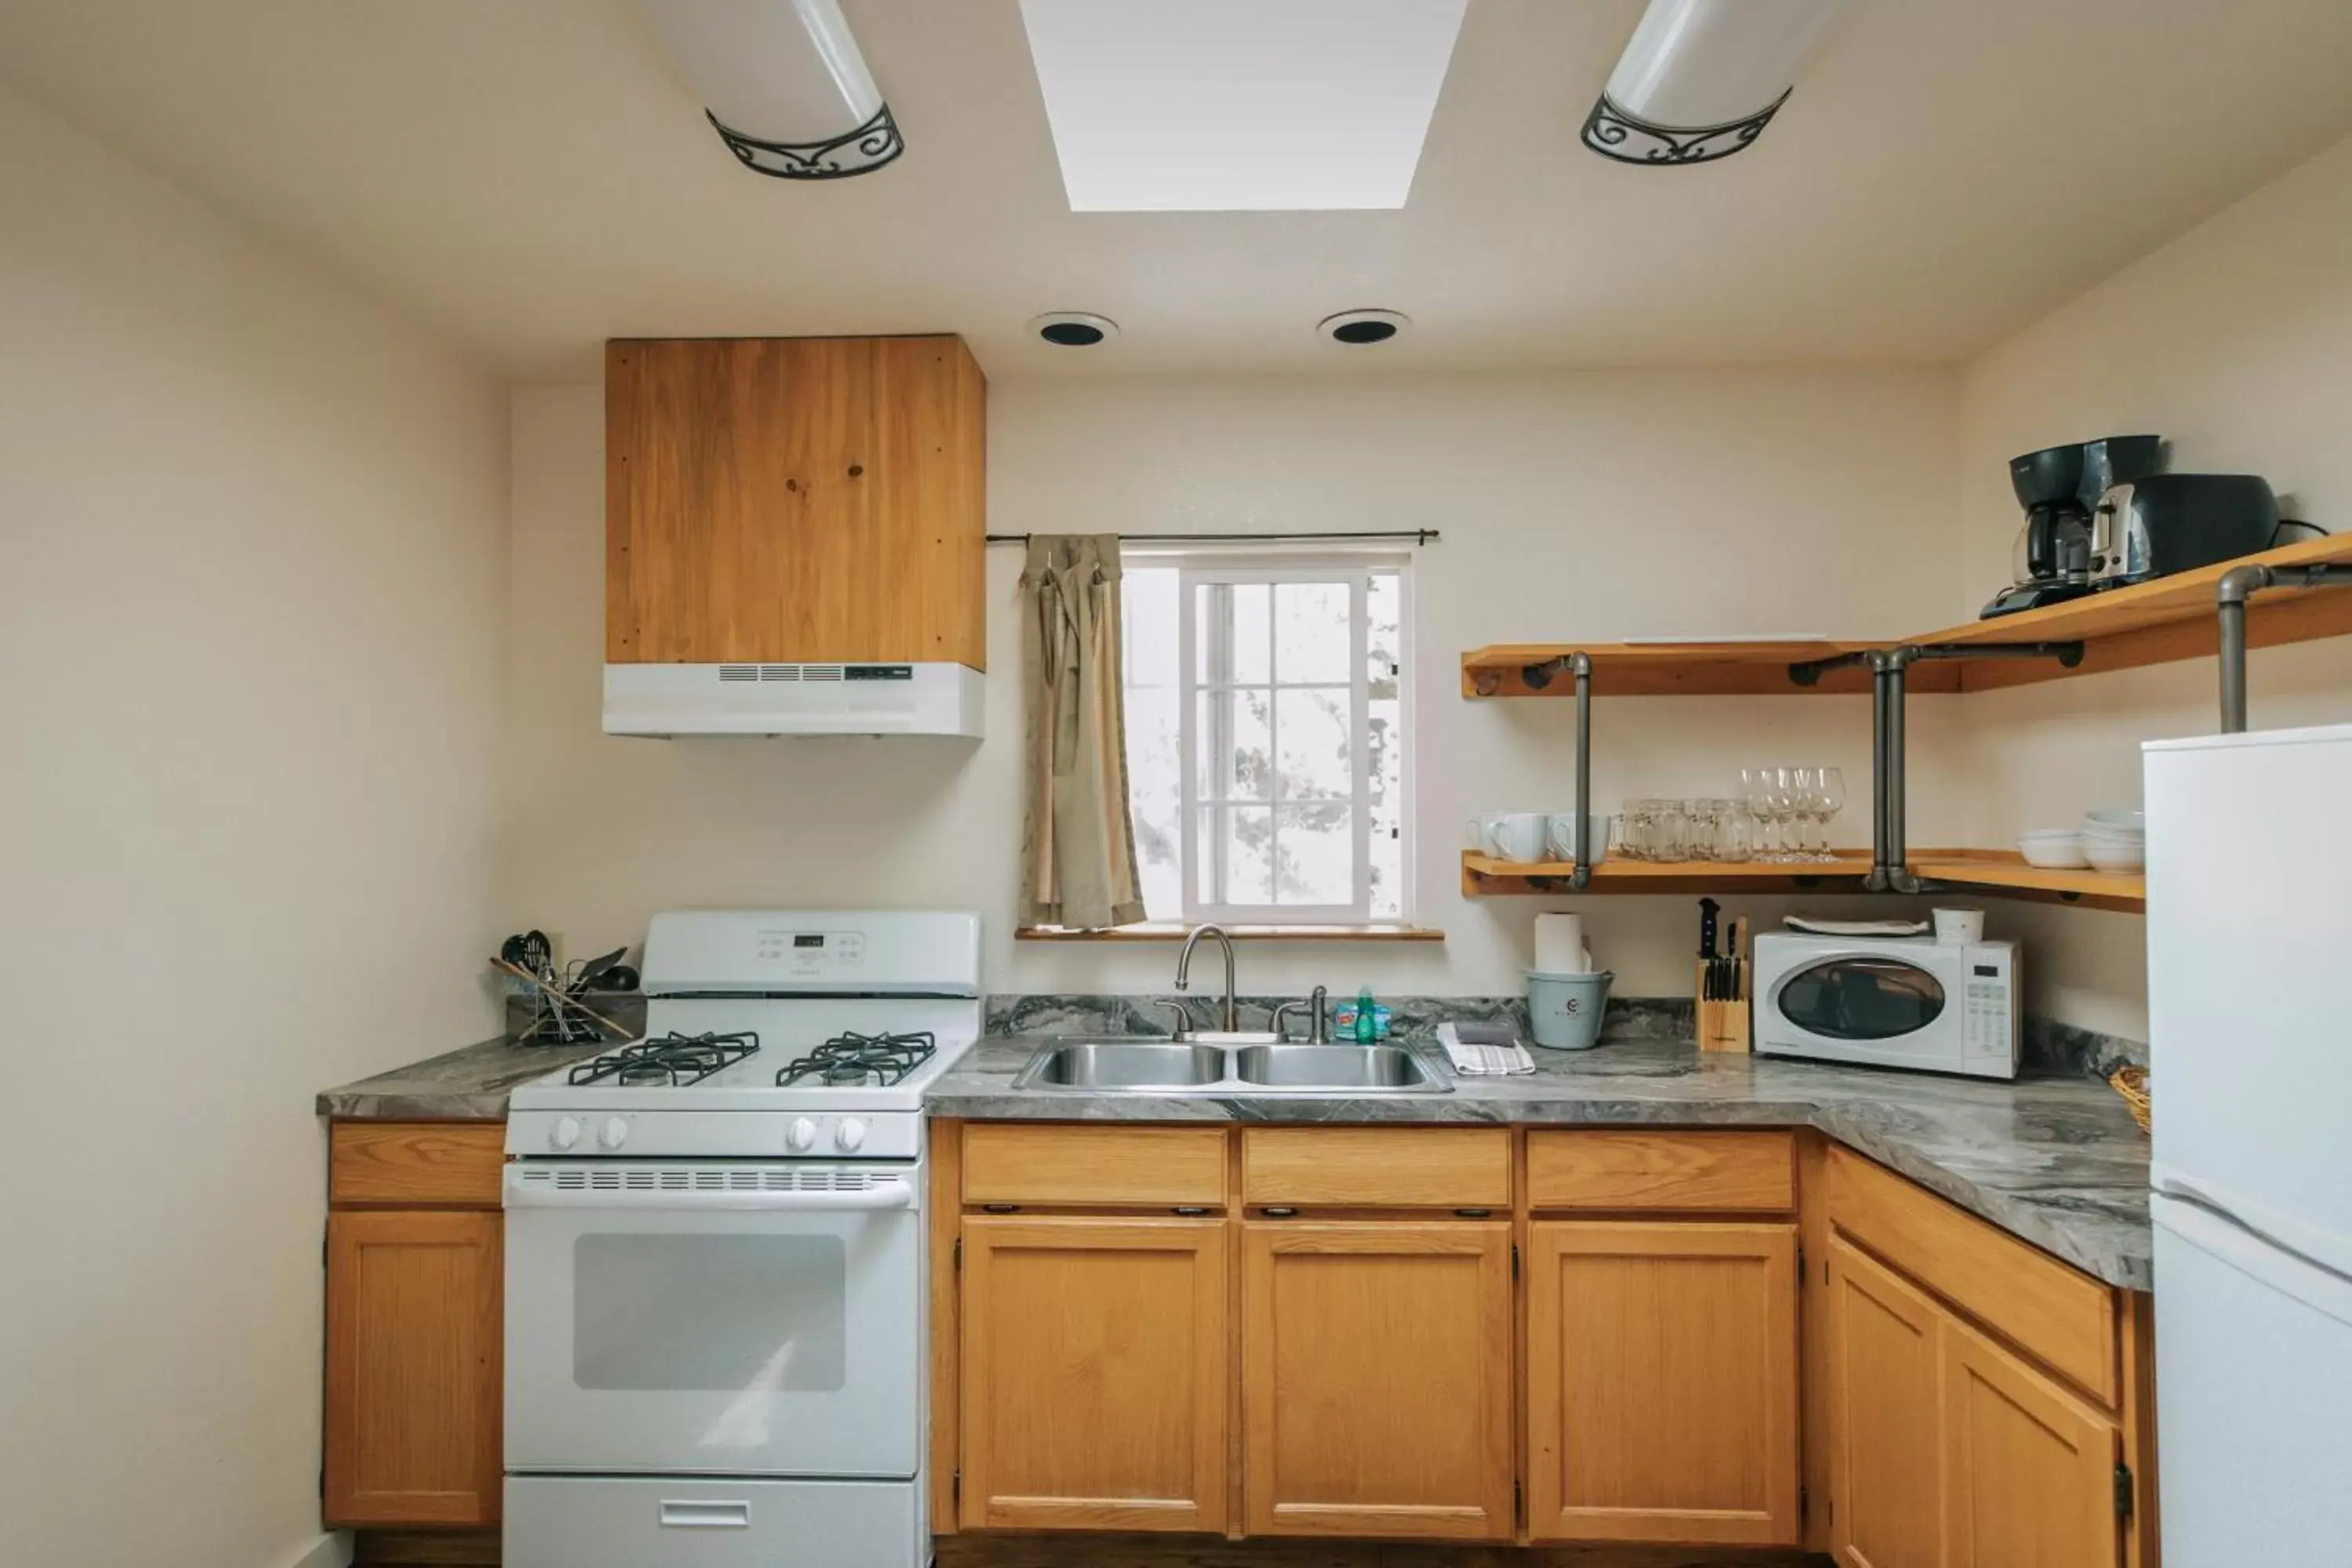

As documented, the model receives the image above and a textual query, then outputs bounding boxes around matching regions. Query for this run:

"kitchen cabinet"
[1825,1239,1941,1568]
[1240,1219,1514,1541]
[957,1214,1228,1533]
[322,1125,505,1528]
[605,335,986,668]
[1941,1316,2121,1568]
[1524,1221,1800,1545]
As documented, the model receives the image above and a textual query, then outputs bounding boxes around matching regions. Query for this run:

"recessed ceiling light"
[1030,311,1120,347]
[1318,309,1410,346]
[1019,0,1468,211]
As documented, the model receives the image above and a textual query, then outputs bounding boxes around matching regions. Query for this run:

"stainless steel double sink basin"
[1011,1038,1450,1095]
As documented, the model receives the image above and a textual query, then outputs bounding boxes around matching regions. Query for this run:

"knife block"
[1695,959,1751,1054]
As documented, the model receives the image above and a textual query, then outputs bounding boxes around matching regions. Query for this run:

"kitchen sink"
[1011,1041,1229,1090]
[1234,1044,1439,1091]
[1009,1038,1450,1094]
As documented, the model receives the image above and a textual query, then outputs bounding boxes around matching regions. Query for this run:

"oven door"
[1761,946,1959,1070]
[503,1160,921,1479]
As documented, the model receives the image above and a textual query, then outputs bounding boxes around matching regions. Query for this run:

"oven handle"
[503,1173,917,1213]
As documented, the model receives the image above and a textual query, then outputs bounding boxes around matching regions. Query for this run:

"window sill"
[1014,923,1445,943]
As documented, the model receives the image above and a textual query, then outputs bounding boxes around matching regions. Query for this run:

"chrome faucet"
[1174,923,1240,1034]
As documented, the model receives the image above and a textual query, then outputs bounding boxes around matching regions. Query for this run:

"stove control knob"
[786,1116,818,1152]
[597,1116,630,1151]
[550,1116,583,1152]
[835,1116,868,1152]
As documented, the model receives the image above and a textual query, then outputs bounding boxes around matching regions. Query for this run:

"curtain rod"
[985,528,1439,546]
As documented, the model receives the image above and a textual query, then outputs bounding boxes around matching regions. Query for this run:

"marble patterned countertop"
[928,1035,2155,1290]
[317,1028,2154,1290]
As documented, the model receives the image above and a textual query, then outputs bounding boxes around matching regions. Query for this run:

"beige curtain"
[1018,535,1146,930]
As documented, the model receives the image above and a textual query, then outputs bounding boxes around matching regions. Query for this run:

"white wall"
[1955,132,2352,1039]
[508,368,1965,1000]
[0,83,509,1568]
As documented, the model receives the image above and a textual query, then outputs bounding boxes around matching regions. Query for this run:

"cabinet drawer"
[1528,1131,1795,1212]
[962,1124,1228,1208]
[1827,1145,2117,1405]
[1242,1127,1511,1209]
[330,1123,506,1207]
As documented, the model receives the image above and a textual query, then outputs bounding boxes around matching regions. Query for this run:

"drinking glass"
[1740,768,1775,860]
[1789,767,1821,861]
[1683,798,1718,862]
[1713,797,1753,862]
[1814,767,1846,860]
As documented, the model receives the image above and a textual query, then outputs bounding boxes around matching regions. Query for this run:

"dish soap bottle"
[1353,985,1378,1044]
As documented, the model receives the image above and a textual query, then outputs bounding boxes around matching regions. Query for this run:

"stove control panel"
[753,927,866,978]
[508,1109,926,1161]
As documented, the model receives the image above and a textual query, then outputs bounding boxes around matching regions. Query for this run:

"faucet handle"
[1149,998,1194,1041]
[1271,1000,1305,1044]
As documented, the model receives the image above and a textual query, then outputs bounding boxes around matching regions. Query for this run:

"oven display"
[795,935,825,949]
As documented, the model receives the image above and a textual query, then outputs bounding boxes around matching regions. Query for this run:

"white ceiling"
[5,0,2352,381]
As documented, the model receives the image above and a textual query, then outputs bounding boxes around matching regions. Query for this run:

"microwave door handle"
[503,1174,916,1213]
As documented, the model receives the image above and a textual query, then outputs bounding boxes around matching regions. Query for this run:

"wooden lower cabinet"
[959,1215,1229,1532]
[1241,1220,1515,1540]
[1825,1239,1942,1568]
[1941,1316,2121,1568]
[322,1207,503,1526]
[1524,1221,1801,1546]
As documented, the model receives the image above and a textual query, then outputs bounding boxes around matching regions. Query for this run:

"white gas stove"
[501,909,978,1568]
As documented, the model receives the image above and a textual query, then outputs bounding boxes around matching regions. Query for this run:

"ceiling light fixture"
[1318,310,1409,347]
[1583,0,1846,167]
[640,0,903,180]
[1029,312,1120,347]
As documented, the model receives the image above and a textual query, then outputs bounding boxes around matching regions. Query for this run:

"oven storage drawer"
[504,1475,920,1568]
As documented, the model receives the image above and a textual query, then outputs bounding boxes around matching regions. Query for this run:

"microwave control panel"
[1962,946,2018,1061]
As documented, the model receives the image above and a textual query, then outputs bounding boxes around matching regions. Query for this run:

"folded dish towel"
[1437,1021,1536,1076]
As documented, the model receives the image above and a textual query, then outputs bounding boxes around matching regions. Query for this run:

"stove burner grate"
[568,1030,760,1087]
[777,1030,938,1088]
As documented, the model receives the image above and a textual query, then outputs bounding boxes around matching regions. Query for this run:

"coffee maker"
[1981,434,2163,618]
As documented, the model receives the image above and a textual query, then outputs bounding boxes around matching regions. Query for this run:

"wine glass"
[1766,767,1802,863]
[1813,767,1846,861]
[1740,768,1775,862]
[1788,767,1820,861]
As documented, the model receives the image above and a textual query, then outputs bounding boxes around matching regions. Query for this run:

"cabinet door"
[605,336,985,667]
[1827,1239,1942,1568]
[1526,1221,1800,1545]
[1241,1220,1513,1540]
[1942,1316,2121,1568]
[323,1209,502,1526]
[960,1215,1228,1532]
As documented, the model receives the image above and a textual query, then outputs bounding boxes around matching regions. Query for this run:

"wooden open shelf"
[1462,533,2352,699]
[1462,850,2145,912]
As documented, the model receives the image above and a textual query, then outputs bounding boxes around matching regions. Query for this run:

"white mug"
[1482,812,1550,863]
[1931,907,1985,945]
[1547,812,1607,865]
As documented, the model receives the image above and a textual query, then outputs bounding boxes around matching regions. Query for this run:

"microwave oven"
[1752,932,2020,1080]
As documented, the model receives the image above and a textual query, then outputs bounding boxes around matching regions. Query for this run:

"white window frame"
[1150,550,1410,927]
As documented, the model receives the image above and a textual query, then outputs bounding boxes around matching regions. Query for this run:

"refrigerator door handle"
[2152,1191,2352,1328]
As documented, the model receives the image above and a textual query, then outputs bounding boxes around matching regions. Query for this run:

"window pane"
[1124,685,1181,919]
[1198,687,1272,801]
[1369,695,1402,919]
[1275,803,1353,904]
[1204,805,1273,905]
[1123,567,1179,688]
[1275,581,1352,684]
[1231,583,1271,684]
[1368,571,1401,699]
[1275,687,1352,803]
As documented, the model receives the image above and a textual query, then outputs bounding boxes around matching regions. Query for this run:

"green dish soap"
[1353,985,1378,1044]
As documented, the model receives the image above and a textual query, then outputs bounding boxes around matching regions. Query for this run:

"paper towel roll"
[1534,913,1589,975]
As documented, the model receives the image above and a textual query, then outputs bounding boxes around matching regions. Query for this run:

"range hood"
[604,661,984,738]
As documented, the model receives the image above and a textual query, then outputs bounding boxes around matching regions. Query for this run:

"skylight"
[1018,0,1468,212]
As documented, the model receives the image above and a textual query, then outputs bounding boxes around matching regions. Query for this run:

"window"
[1122,554,1409,925]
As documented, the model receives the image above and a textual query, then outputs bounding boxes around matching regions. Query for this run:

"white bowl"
[2018,832,2089,869]
[2085,845,2146,874]
[2084,808,2146,833]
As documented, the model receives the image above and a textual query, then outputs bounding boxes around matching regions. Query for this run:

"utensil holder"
[1695,959,1751,1054]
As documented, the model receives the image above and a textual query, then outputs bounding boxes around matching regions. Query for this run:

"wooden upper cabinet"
[959,1215,1228,1534]
[1241,1220,1514,1541]
[1525,1221,1801,1547]
[1941,1316,2121,1568]
[1826,1238,1943,1568]
[323,1208,503,1526]
[605,336,986,668]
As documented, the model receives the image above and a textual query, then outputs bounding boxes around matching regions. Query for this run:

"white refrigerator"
[2145,724,2352,1566]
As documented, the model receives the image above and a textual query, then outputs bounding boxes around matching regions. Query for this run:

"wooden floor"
[358,1530,1829,1566]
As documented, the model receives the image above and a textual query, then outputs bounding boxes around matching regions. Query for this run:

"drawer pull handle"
[659,1501,751,1530]
[1262,1206,1299,1218]
[980,1203,1020,1214]
[1456,1207,1493,1218]
[1172,1206,1211,1216]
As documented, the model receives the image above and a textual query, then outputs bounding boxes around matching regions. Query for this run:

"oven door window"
[574,1234,846,1392]
[1777,957,1947,1040]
